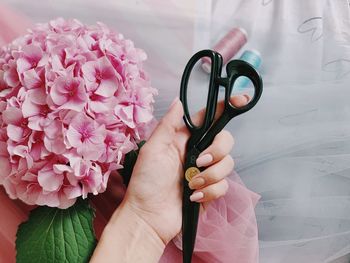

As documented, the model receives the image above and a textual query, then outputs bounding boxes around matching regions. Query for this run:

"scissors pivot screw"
[185,167,200,182]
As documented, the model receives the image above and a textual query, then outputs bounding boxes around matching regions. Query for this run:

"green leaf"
[119,140,146,187]
[16,198,97,263]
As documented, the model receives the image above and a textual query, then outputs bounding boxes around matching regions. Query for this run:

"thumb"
[148,97,184,146]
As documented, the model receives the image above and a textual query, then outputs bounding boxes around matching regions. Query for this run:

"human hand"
[121,95,249,245]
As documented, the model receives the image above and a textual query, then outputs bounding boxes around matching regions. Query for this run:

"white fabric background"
[1,0,350,262]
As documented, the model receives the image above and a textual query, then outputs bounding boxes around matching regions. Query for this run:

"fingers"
[180,95,245,203]
[189,155,234,190]
[190,94,250,126]
[173,95,247,157]
[196,130,234,167]
[189,179,229,203]
[233,94,251,107]
[148,97,184,146]
[189,155,234,203]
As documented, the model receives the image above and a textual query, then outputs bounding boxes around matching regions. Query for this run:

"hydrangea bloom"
[0,18,157,208]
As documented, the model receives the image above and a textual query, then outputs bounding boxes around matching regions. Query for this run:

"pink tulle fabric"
[0,4,260,263]
[160,172,260,263]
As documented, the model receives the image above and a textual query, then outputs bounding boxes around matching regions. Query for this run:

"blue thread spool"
[234,49,262,91]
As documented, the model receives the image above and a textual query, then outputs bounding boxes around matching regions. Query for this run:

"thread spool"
[233,49,262,91]
[201,27,248,73]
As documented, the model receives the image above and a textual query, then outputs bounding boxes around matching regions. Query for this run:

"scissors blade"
[182,184,200,263]
[182,147,202,263]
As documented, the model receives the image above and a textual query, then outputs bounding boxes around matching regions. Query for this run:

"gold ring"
[185,167,200,182]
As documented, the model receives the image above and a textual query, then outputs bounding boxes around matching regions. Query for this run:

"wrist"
[111,201,165,259]
[118,198,173,245]
[91,201,165,263]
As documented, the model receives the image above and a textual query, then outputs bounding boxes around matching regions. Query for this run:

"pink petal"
[95,79,118,97]
[115,104,135,128]
[60,101,86,112]
[88,99,110,113]
[0,87,12,98]
[30,141,43,161]
[78,140,105,160]
[28,88,47,105]
[89,124,106,145]
[52,96,69,109]
[28,116,43,131]
[38,169,64,191]
[53,164,73,173]
[22,172,37,182]
[69,112,89,131]
[72,159,89,178]
[22,95,40,118]
[50,77,68,105]
[119,136,135,154]
[44,136,67,154]
[58,192,77,209]
[101,169,112,189]
[7,124,24,142]
[51,55,64,72]
[66,170,79,186]
[21,183,42,205]
[60,110,78,126]
[22,69,42,90]
[63,185,82,199]
[75,81,88,101]
[98,56,116,78]
[44,119,61,139]
[37,56,48,68]
[36,191,60,207]
[12,145,33,168]
[16,58,32,73]
[3,63,20,88]
[2,107,23,125]
[81,166,103,197]
[81,61,97,82]
[134,105,153,124]
[66,126,82,148]
[23,45,43,62]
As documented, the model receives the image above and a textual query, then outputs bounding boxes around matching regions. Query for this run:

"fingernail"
[243,94,250,102]
[169,97,179,109]
[190,191,204,202]
[196,154,213,167]
[189,176,205,189]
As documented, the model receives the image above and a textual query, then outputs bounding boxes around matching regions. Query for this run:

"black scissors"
[180,49,263,263]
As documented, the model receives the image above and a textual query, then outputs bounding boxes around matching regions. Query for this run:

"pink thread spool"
[202,27,248,73]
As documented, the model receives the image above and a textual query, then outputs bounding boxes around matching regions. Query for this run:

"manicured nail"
[190,191,204,202]
[169,97,179,109]
[189,176,205,190]
[243,94,250,102]
[196,154,213,167]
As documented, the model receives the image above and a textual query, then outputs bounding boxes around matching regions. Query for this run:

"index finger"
[190,94,250,126]
[174,94,249,160]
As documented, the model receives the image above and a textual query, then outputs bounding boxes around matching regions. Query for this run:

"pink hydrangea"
[0,18,157,208]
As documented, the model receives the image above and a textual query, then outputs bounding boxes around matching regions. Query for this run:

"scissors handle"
[180,50,222,137]
[224,59,263,117]
[180,50,262,147]
[197,59,263,152]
